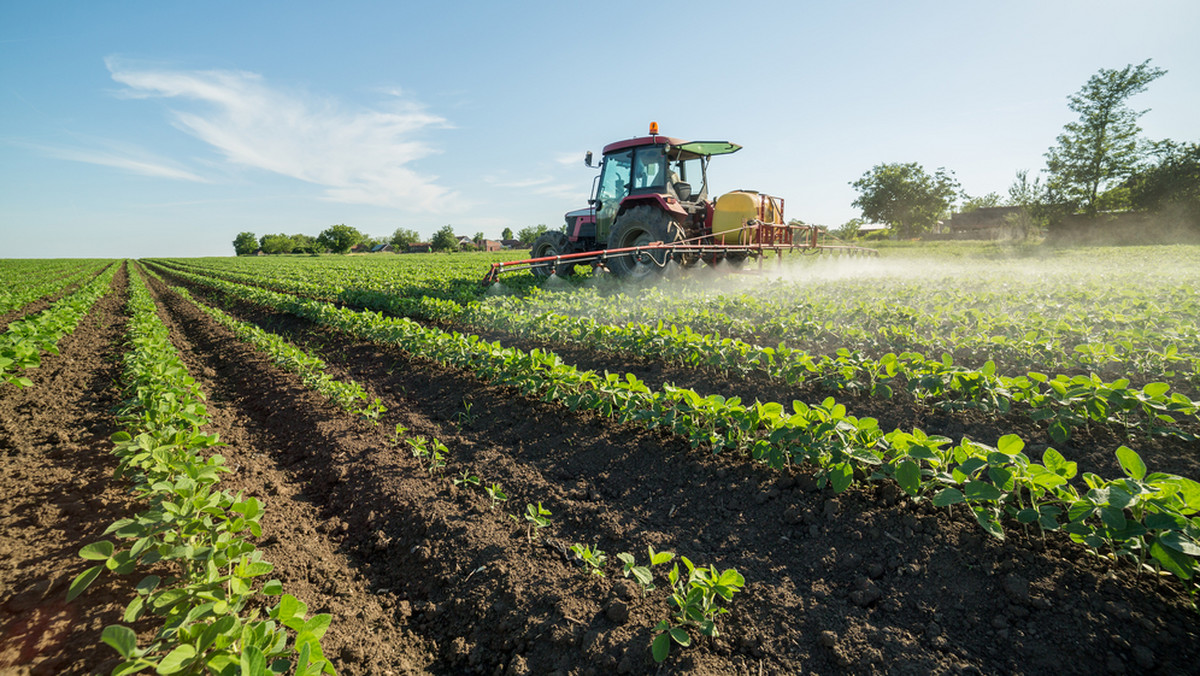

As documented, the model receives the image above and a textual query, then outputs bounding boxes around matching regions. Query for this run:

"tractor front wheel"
[607,206,683,279]
[530,231,574,278]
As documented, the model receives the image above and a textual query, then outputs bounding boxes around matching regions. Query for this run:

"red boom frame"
[482,221,877,285]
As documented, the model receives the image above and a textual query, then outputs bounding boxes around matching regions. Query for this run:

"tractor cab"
[587,125,741,246]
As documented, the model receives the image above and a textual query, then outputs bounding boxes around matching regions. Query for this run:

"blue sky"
[2,0,1198,258]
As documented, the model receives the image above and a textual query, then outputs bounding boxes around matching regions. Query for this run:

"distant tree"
[233,231,258,256]
[316,224,365,254]
[259,233,295,255]
[390,227,421,249]
[1045,59,1167,214]
[431,224,458,252]
[516,224,549,245]
[1003,170,1051,240]
[473,232,485,247]
[960,192,1002,212]
[851,162,959,238]
[833,218,864,240]
[1125,140,1200,221]
[290,233,319,254]
[501,226,514,241]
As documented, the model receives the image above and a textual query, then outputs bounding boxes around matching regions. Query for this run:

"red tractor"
[483,123,873,284]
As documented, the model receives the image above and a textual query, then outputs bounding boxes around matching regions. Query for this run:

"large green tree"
[1044,60,1166,214]
[850,162,959,238]
[516,224,549,245]
[316,224,365,254]
[232,231,258,256]
[259,233,295,254]
[501,226,514,241]
[431,224,458,252]
[290,233,319,254]
[390,227,421,249]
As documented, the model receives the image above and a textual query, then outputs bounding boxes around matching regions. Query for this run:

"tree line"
[233,223,551,256]
[846,59,1198,240]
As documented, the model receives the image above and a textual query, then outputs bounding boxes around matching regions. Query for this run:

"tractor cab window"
[632,146,667,190]
[597,149,633,207]
[671,156,706,199]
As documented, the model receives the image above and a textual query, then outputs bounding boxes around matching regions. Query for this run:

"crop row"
[70,265,335,676]
[147,262,1200,588]
[146,271,386,423]
[361,290,1200,444]
[0,259,111,316]
[497,282,1200,387]
[152,260,1198,444]
[0,262,118,387]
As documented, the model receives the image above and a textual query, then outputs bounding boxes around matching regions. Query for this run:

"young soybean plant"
[568,543,608,576]
[616,545,675,595]
[512,502,552,542]
[652,557,745,664]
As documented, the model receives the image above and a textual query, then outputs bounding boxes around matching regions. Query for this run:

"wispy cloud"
[105,57,454,209]
[18,137,208,182]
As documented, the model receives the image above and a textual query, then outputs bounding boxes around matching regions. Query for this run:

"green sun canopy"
[673,141,742,156]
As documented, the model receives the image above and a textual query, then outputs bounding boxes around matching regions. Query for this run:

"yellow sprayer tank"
[712,190,784,244]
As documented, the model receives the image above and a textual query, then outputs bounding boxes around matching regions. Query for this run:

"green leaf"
[1115,446,1147,480]
[79,540,114,561]
[67,565,103,601]
[1151,539,1195,580]
[262,579,284,596]
[101,625,138,659]
[240,646,267,676]
[651,631,671,663]
[1142,382,1170,398]
[1159,530,1200,556]
[996,434,1024,456]
[931,487,964,507]
[156,644,197,674]
[1048,421,1071,444]
[964,481,1003,502]
[1099,506,1127,530]
[829,462,853,493]
[895,459,921,496]
[303,614,332,639]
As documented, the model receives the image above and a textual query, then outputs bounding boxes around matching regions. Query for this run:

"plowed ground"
[2,263,1197,674]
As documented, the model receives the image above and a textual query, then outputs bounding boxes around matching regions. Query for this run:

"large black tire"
[606,205,684,279]
[530,231,574,278]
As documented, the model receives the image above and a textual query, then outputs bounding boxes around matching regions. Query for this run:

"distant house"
[938,206,1022,240]
[407,242,433,253]
[479,239,502,252]
[350,243,371,253]
[370,243,393,253]
[501,239,525,249]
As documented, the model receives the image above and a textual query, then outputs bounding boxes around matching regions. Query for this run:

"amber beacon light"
[649,121,659,135]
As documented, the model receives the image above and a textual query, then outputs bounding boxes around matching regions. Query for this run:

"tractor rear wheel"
[607,205,684,279]
[530,231,574,277]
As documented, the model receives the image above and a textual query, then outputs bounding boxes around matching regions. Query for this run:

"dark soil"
[131,265,1200,675]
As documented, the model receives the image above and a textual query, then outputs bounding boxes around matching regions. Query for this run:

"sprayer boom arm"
[482,221,876,285]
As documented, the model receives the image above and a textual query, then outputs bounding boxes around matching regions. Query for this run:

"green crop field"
[3,244,1199,674]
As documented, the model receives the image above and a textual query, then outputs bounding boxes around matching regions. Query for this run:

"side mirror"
[584,151,594,168]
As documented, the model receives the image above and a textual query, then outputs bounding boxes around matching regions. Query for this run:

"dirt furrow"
[0,263,134,676]
[151,265,1200,675]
